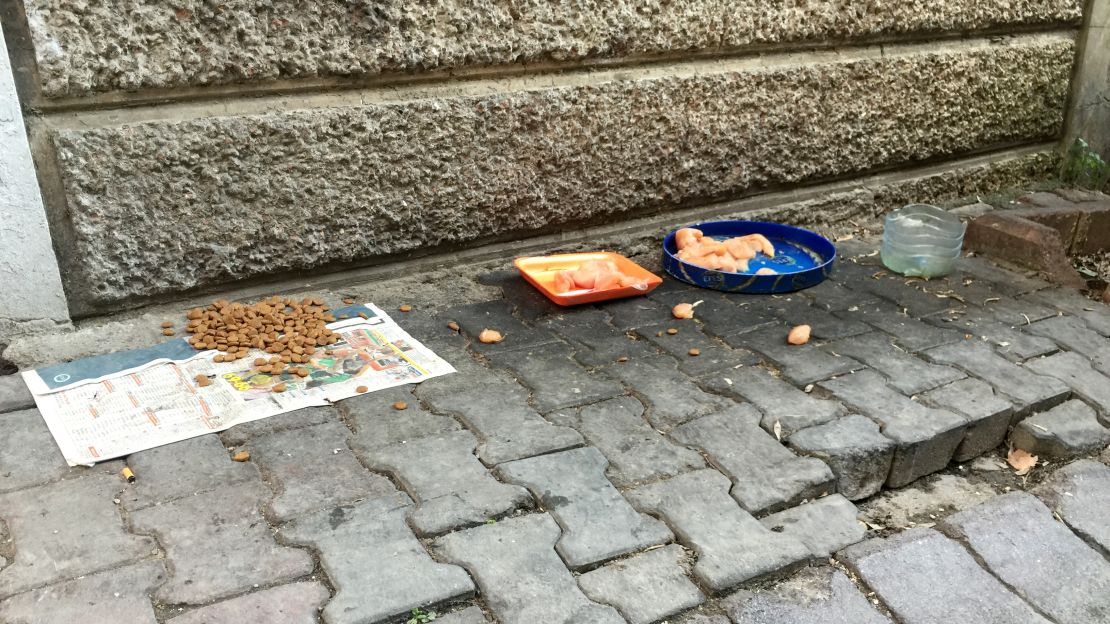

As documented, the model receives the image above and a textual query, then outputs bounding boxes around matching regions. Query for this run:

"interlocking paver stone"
[1034,459,1110,556]
[854,272,962,318]
[486,342,624,412]
[699,366,844,436]
[167,581,330,624]
[761,297,872,341]
[0,409,79,494]
[220,405,339,446]
[0,561,165,624]
[477,270,563,321]
[626,469,812,592]
[840,528,1051,624]
[283,494,474,624]
[1026,351,1110,415]
[546,396,705,487]
[577,544,704,624]
[250,421,400,521]
[932,315,1058,362]
[835,303,964,352]
[1026,288,1110,335]
[725,566,892,624]
[416,369,583,464]
[826,332,965,395]
[120,433,260,510]
[956,255,1049,296]
[361,429,532,535]
[599,354,730,430]
[345,386,462,449]
[920,378,1014,462]
[637,325,761,376]
[447,300,559,352]
[733,328,863,385]
[435,606,491,624]
[787,414,894,500]
[671,411,835,515]
[923,340,1070,415]
[819,370,966,487]
[1011,399,1110,459]
[0,473,157,599]
[496,447,671,569]
[0,375,33,414]
[759,495,865,558]
[686,298,779,340]
[603,296,670,330]
[1026,314,1110,374]
[540,308,626,346]
[940,491,1110,624]
[131,481,313,605]
[433,514,625,624]
[801,279,882,312]
[979,296,1060,327]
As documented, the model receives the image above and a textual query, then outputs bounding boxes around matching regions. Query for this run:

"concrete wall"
[0,1,1092,316]
[1067,0,1110,157]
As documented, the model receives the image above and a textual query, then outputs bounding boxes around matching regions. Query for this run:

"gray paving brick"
[919,378,1014,462]
[433,514,625,624]
[131,481,313,605]
[801,279,882,312]
[725,566,892,624]
[699,366,845,437]
[599,353,731,430]
[733,327,863,386]
[637,324,761,376]
[361,429,532,536]
[955,256,1049,297]
[496,447,671,569]
[546,396,705,487]
[120,434,260,510]
[840,528,1051,624]
[283,494,474,624]
[1034,459,1110,556]
[626,470,811,592]
[826,332,965,395]
[415,369,583,465]
[979,296,1060,327]
[0,561,165,624]
[835,303,964,352]
[220,406,339,446]
[931,315,1059,362]
[940,491,1110,624]
[0,375,33,414]
[671,411,835,515]
[1026,351,1110,415]
[0,408,98,494]
[446,300,560,353]
[1026,314,1110,374]
[345,386,462,449]
[1011,400,1110,459]
[761,296,873,341]
[486,342,624,412]
[759,495,865,558]
[1025,287,1110,335]
[539,307,627,347]
[855,272,963,318]
[922,340,1070,415]
[675,614,730,624]
[819,370,966,487]
[787,415,894,500]
[250,421,400,521]
[603,296,671,330]
[577,544,704,624]
[688,297,779,340]
[435,606,491,624]
[0,473,157,599]
[167,581,330,624]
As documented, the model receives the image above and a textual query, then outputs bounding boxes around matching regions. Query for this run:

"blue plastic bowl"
[662,220,836,294]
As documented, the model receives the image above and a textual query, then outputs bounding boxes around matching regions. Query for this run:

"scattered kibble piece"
[393,401,409,410]
[343,298,355,304]
[213,355,225,363]
[273,383,287,393]
[231,451,251,462]
[672,303,695,319]
[617,356,629,363]
[447,321,460,332]
[340,314,350,319]
[160,321,174,329]
[358,312,369,319]
[688,348,701,357]
[162,328,175,336]
[399,304,412,312]
[479,329,504,344]
[356,385,369,393]
[666,328,678,335]
[787,325,812,345]
[294,368,309,378]
[194,375,212,387]
[253,358,267,367]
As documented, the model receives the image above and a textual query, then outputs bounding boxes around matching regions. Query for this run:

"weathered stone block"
[0,375,33,414]
[166,582,330,624]
[787,414,895,500]
[920,378,1014,462]
[577,545,705,624]
[0,561,166,624]
[825,332,965,395]
[1026,351,1110,415]
[923,340,1070,415]
[1011,399,1110,459]
[725,567,892,624]
[759,495,866,558]
[737,327,864,386]
[699,366,845,437]
[120,433,260,511]
[487,343,623,413]
[1034,459,1110,555]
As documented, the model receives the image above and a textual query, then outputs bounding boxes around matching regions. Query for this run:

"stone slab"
[923,340,1070,415]
[486,342,624,413]
[940,491,1110,624]
[725,566,892,624]
[840,528,1052,624]
[759,495,866,558]
[577,545,705,624]
[130,481,313,605]
[361,429,533,536]
[699,366,845,437]
[167,582,330,624]
[1026,351,1110,415]
[433,514,625,624]
[787,414,895,500]
[1011,399,1110,459]
[919,378,1014,462]
[1034,459,1110,556]
[0,375,33,414]
[496,447,671,569]
[0,473,157,599]
[282,494,473,624]
[826,332,965,395]
[546,396,705,487]
[120,433,260,510]
[819,370,966,487]
[0,561,165,624]
[626,469,812,592]
[671,411,835,515]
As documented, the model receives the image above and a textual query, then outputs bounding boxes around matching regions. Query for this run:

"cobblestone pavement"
[3,235,1110,623]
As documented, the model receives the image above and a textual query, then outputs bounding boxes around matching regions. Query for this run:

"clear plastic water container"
[881,204,966,278]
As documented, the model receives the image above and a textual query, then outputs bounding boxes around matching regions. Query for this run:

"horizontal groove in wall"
[40,30,1078,130]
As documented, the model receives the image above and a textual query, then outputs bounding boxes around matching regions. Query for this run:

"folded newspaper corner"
[22,304,456,467]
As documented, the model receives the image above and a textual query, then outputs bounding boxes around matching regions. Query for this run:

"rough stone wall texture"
[50,37,1073,304]
[23,0,1083,99]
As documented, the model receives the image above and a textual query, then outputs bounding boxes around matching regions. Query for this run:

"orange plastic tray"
[514,252,663,306]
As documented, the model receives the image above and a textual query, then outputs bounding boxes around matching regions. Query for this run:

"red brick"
[964,213,1086,289]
